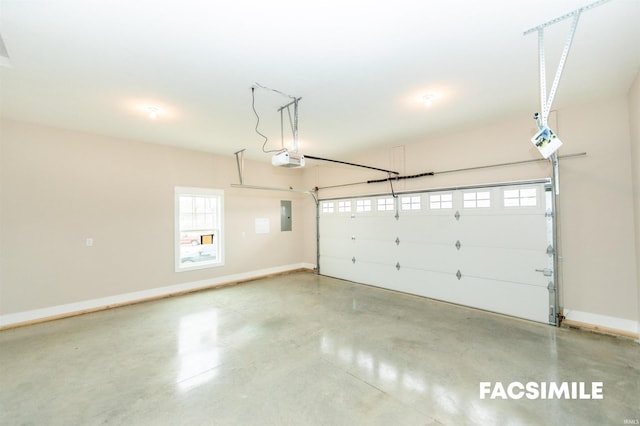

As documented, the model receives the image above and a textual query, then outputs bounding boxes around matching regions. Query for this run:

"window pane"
[176,188,223,271]
[338,201,351,212]
[356,200,371,212]
[504,189,519,199]
[322,201,334,213]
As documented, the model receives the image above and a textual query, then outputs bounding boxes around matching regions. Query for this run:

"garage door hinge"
[455,240,461,250]
[545,209,554,218]
[396,262,401,271]
[395,237,400,246]
[546,245,554,256]
[352,257,356,264]
[536,268,553,277]
[456,270,462,280]
[454,211,461,221]
[547,281,555,292]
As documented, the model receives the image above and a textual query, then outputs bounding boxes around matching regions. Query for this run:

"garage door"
[319,180,556,324]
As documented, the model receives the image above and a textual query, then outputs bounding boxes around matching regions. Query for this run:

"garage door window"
[356,200,372,212]
[175,187,224,271]
[321,201,334,213]
[429,193,453,209]
[504,188,537,207]
[338,201,352,213]
[463,191,491,208]
[377,198,395,211]
[401,196,421,211]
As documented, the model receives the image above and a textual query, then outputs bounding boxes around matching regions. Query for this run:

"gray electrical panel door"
[281,200,292,231]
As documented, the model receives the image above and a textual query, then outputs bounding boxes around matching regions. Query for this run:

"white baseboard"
[563,309,639,340]
[0,263,316,329]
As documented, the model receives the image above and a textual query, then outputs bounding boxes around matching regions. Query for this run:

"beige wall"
[0,119,309,316]
[629,71,640,335]
[2,89,638,334]
[308,94,639,328]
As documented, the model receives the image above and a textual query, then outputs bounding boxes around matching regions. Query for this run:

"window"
[338,200,351,213]
[463,191,491,208]
[401,196,421,211]
[321,201,334,213]
[504,188,537,207]
[377,198,395,211]
[175,187,224,271]
[429,193,453,209]
[356,199,372,212]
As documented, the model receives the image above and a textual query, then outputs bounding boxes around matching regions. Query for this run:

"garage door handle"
[535,268,553,277]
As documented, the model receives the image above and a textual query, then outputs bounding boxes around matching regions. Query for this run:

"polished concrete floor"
[1,271,638,425]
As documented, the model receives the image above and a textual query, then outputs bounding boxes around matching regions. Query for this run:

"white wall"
[306,94,639,336]
[0,119,311,324]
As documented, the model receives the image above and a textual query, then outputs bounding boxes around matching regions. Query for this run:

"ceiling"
[1,0,638,163]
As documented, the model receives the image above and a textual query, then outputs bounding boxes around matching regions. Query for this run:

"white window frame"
[463,191,491,209]
[377,198,395,211]
[401,195,421,211]
[504,188,537,207]
[337,200,352,213]
[175,187,224,272]
[356,199,372,212]
[429,193,453,210]
[321,201,335,214]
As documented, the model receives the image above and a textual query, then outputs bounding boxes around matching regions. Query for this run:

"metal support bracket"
[524,0,611,127]
[234,149,246,184]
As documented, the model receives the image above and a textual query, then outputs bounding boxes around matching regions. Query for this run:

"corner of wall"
[628,70,640,340]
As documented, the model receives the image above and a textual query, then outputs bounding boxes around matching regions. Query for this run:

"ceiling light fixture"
[422,94,436,107]
[145,105,161,119]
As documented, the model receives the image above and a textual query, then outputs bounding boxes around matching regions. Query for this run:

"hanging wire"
[252,86,286,154]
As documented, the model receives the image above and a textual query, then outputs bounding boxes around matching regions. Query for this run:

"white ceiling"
[1,0,638,162]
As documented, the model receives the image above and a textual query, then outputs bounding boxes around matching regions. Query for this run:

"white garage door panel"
[399,242,459,273]
[458,246,549,286]
[394,269,462,301]
[352,216,398,238]
[320,238,354,259]
[321,257,360,283]
[320,217,352,238]
[319,181,555,325]
[453,276,550,323]
[355,240,397,264]
[353,262,398,289]
[456,214,547,249]
[400,216,457,243]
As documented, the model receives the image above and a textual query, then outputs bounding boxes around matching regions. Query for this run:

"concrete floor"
[0,271,638,425]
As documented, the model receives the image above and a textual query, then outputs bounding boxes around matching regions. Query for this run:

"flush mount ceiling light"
[421,93,436,107]
[146,106,161,119]
[141,105,162,119]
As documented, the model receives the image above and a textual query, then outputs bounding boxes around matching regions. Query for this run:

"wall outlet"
[86,238,93,247]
